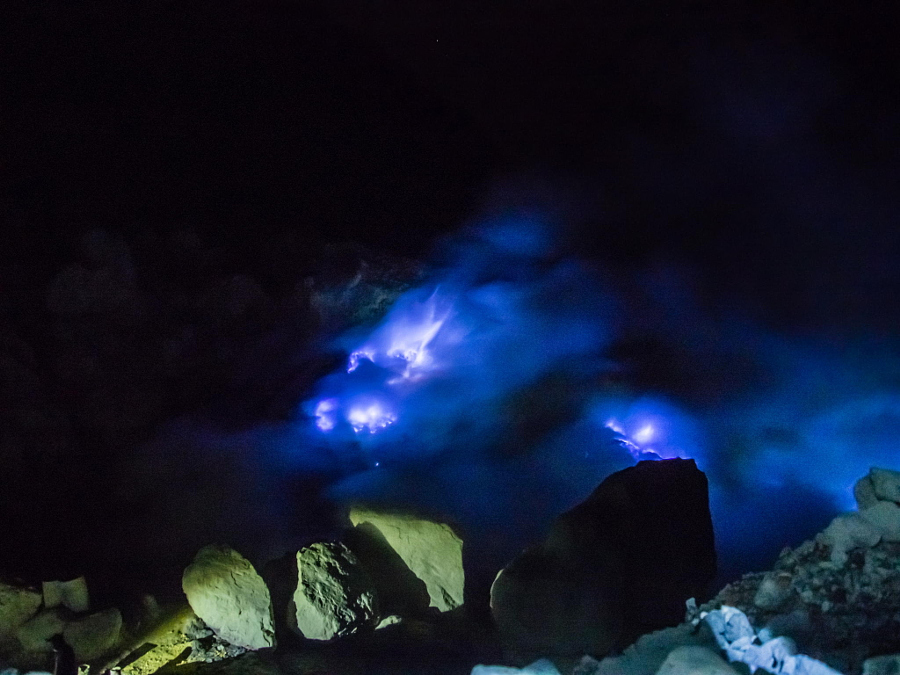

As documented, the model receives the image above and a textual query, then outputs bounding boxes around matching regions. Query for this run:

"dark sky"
[3,0,900,329]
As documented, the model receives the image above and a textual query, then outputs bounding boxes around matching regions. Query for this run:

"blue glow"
[314,398,338,432]
[296,210,900,583]
[346,396,397,433]
[595,396,703,461]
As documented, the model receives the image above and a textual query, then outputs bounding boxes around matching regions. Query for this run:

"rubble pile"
[701,467,900,674]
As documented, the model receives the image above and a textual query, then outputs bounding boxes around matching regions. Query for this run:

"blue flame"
[296,211,900,584]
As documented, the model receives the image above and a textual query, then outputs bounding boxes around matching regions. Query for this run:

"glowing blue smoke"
[299,212,900,583]
[305,218,620,465]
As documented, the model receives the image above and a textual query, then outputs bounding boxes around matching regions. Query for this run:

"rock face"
[655,646,740,675]
[491,545,623,666]
[0,582,42,651]
[698,467,900,675]
[182,545,275,649]
[290,542,378,641]
[42,576,89,613]
[818,472,900,565]
[15,608,67,653]
[63,608,122,661]
[349,508,464,613]
[854,467,900,510]
[491,458,716,664]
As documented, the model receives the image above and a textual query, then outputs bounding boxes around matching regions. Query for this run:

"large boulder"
[490,545,624,665]
[63,608,122,662]
[349,508,464,613]
[182,545,275,649]
[290,542,378,641]
[491,459,716,664]
[15,608,67,653]
[0,581,42,651]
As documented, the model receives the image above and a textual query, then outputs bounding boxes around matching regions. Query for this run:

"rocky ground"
[1,464,898,675]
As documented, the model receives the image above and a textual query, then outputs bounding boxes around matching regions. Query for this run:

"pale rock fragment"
[349,507,464,612]
[182,544,275,649]
[869,467,900,503]
[816,513,882,565]
[655,646,740,675]
[15,609,67,652]
[0,582,42,650]
[42,577,89,613]
[863,654,900,675]
[859,500,900,542]
[63,608,122,661]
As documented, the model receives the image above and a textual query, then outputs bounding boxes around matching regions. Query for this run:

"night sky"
[3,0,899,330]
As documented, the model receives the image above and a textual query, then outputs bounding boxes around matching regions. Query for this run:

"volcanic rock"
[590,623,720,675]
[471,659,562,675]
[869,467,900,504]
[697,472,900,674]
[859,500,900,541]
[0,582,42,652]
[62,608,122,662]
[15,608,66,653]
[491,458,716,664]
[42,577,89,613]
[490,545,623,665]
[655,646,740,675]
[816,512,882,565]
[559,458,717,633]
[290,542,378,641]
[863,654,900,675]
[349,507,464,613]
[854,475,879,511]
[182,545,275,649]
[752,572,795,611]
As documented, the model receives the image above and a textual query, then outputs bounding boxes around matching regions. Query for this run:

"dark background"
[3,0,899,328]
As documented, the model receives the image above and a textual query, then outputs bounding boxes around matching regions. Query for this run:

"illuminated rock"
[752,572,795,611]
[42,577,89,613]
[816,513,881,565]
[869,467,900,504]
[349,508,464,613]
[182,545,275,649]
[860,500,900,542]
[855,467,900,511]
[63,608,122,662]
[655,646,740,675]
[471,658,562,675]
[854,475,879,510]
[590,623,719,675]
[0,582,42,651]
[15,608,66,653]
[863,654,900,675]
[290,542,378,641]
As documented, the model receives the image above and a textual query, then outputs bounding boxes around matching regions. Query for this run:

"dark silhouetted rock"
[491,458,716,663]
